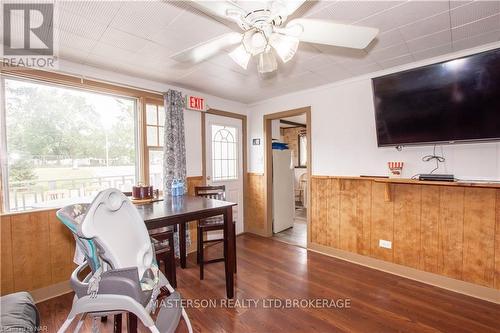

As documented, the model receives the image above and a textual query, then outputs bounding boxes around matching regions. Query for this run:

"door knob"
[207,176,211,180]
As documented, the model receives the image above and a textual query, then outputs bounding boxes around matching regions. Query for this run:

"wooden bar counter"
[310,175,500,292]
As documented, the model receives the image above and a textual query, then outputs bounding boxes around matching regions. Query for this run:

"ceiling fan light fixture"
[270,33,299,63]
[258,48,278,74]
[243,30,268,56]
[229,44,251,70]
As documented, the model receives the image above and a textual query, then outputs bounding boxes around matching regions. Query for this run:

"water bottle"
[177,179,185,196]
[171,179,178,197]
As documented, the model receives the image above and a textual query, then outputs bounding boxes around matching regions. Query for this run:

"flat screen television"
[372,48,500,147]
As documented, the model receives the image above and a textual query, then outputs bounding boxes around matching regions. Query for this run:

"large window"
[1,77,139,211]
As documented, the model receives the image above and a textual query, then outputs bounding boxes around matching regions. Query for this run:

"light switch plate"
[379,239,392,249]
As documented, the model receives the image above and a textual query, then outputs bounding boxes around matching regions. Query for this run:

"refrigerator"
[272,149,295,233]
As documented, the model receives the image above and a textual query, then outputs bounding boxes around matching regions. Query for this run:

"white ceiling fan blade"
[188,0,247,26]
[285,19,379,49]
[271,0,306,17]
[171,32,242,64]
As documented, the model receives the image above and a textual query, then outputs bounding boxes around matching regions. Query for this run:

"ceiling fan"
[171,0,379,74]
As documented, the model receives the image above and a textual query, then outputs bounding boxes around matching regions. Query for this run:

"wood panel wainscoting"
[0,176,204,299]
[244,173,266,235]
[310,175,500,299]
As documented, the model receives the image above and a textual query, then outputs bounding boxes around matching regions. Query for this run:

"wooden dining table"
[134,195,237,298]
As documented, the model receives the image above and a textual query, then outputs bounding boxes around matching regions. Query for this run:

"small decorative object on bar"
[388,161,404,178]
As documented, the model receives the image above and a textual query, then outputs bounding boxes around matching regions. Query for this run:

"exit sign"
[186,95,206,111]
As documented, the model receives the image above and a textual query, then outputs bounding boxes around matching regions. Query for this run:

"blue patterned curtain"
[163,89,190,257]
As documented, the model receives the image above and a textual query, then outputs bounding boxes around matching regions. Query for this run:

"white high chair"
[56,188,192,333]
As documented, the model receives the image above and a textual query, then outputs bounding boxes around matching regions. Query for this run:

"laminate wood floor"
[38,234,500,333]
[273,208,307,248]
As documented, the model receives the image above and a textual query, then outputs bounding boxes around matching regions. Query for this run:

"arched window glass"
[211,125,238,181]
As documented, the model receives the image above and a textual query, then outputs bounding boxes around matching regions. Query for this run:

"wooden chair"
[294,173,308,208]
[195,185,237,280]
[150,227,177,288]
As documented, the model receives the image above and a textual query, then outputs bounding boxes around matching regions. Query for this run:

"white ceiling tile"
[452,13,500,40]
[83,53,121,72]
[309,1,403,23]
[176,70,252,101]
[406,30,452,53]
[149,27,198,53]
[297,53,337,72]
[354,8,405,33]
[296,0,339,18]
[164,10,232,46]
[135,41,177,63]
[312,64,353,82]
[453,29,500,50]
[412,43,453,60]
[57,29,97,53]
[450,0,500,28]
[450,1,473,9]
[99,28,149,53]
[288,44,323,64]
[315,45,370,64]
[345,62,383,76]
[89,42,137,63]
[280,72,330,92]
[57,46,89,64]
[193,62,251,85]
[119,59,196,82]
[390,0,450,26]
[208,53,251,75]
[111,1,185,39]
[378,54,415,69]
[368,43,410,62]
[356,1,449,32]
[56,9,108,40]
[57,1,122,25]
[370,30,406,50]
[399,12,450,40]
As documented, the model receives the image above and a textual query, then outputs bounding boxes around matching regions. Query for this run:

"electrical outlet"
[379,239,392,249]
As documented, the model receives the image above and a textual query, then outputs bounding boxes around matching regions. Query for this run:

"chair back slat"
[195,185,226,201]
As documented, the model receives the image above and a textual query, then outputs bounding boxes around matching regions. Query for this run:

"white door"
[205,114,244,235]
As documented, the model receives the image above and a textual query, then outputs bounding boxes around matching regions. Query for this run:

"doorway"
[203,111,246,236]
[264,107,311,248]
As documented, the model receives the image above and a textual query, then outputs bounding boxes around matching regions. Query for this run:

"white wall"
[248,42,500,181]
[56,60,248,176]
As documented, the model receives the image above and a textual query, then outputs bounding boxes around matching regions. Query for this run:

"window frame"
[0,69,164,213]
[143,98,165,192]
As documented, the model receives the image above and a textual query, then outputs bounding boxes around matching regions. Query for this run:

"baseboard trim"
[31,280,72,304]
[308,243,500,304]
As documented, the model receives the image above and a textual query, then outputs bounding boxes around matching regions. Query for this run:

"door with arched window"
[205,113,243,235]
